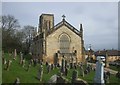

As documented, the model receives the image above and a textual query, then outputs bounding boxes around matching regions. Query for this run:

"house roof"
[47,19,81,37]
[94,50,120,56]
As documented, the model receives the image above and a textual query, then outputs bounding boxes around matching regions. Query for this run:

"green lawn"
[2,53,120,84]
[109,65,120,71]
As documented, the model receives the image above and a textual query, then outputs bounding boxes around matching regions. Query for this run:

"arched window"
[59,34,70,53]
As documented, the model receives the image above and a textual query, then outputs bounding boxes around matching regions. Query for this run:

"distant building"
[32,14,85,64]
[94,50,120,62]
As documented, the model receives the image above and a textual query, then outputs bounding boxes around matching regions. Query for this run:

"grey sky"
[2,2,118,51]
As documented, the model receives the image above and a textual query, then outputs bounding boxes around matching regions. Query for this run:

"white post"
[94,57,105,84]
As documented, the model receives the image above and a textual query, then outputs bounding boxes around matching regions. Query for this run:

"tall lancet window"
[59,33,70,53]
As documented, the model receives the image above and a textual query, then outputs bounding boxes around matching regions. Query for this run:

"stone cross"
[94,57,105,83]
[62,15,66,20]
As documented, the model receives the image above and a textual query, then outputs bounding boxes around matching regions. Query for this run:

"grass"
[2,53,120,84]
[109,65,120,71]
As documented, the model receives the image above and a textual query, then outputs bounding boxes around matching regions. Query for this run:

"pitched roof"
[94,50,120,56]
[47,19,81,37]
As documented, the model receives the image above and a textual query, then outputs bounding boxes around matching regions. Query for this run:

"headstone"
[22,59,25,67]
[116,72,120,79]
[46,62,48,67]
[61,58,65,73]
[37,65,43,81]
[80,66,84,77]
[47,64,51,73]
[14,77,20,85]
[48,74,58,83]
[6,60,12,71]
[2,57,7,65]
[26,64,31,71]
[30,59,33,65]
[70,63,73,69]
[51,64,54,70]
[104,71,110,83]
[20,52,23,65]
[13,49,17,60]
[74,63,77,69]
[65,60,67,68]
[72,70,78,83]
[94,57,105,83]
[64,67,68,76]
[84,69,88,75]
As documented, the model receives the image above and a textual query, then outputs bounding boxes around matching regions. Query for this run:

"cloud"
[2,2,118,50]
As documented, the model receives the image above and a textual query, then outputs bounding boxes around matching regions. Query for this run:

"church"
[32,14,85,64]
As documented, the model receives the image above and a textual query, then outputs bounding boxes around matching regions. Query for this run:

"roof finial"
[62,15,66,20]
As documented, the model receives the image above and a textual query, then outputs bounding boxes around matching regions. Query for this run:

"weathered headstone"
[47,64,51,73]
[70,63,73,69]
[37,65,43,81]
[51,64,54,70]
[65,60,67,68]
[80,66,84,77]
[14,77,20,85]
[26,64,31,71]
[20,52,23,65]
[64,67,68,76]
[94,57,105,83]
[22,59,25,67]
[48,74,58,83]
[6,60,12,71]
[72,70,78,83]
[30,59,33,65]
[13,49,17,60]
[61,58,65,73]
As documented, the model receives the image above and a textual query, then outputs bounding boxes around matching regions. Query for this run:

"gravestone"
[14,77,20,85]
[6,60,12,71]
[37,65,43,81]
[51,64,54,70]
[70,63,73,69]
[22,59,25,67]
[54,53,58,66]
[48,74,58,83]
[20,52,23,65]
[72,70,78,83]
[47,64,51,73]
[64,67,68,76]
[30,59,33,65]
[13,49,17,60]
[61,58,65,73]
[84,69,88,74]
[94,57,105,83]
[80,66,84,77]
[65,60,67,68]
[26,64,31,71]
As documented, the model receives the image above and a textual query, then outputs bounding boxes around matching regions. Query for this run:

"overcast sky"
[2,2,118,51]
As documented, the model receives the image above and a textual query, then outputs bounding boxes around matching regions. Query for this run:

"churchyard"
[2,52,120,84]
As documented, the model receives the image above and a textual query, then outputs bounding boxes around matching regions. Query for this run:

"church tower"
[38,14,54,59]
[38,14,54,34]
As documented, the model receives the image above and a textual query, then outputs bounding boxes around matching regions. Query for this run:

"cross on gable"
[62,15,66,20]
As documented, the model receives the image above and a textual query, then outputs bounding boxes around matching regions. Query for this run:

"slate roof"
[94,50,120,56]
[47,19,81,37]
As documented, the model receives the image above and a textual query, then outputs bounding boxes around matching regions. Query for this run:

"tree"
[21,25,36,54]
[1,15,21,52]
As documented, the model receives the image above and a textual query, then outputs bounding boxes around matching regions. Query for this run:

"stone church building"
[32,14,85,64]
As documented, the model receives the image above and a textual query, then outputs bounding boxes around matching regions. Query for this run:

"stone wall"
[45,25,83,63]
